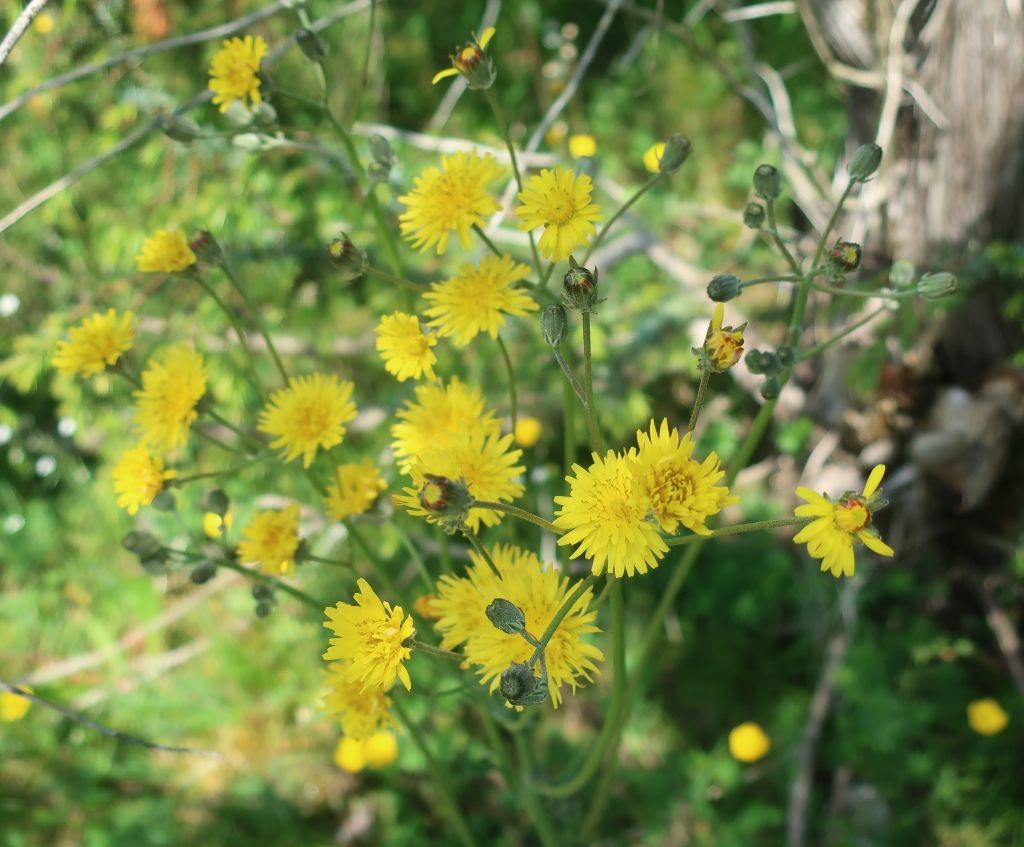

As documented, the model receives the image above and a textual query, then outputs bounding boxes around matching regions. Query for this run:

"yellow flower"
[967,698,1008,736]
[203,510,234,539]
[703,304,746,372]
[323,579,415,692]
[568,134,597,159]
[0,685,33,722]
[33,13,55,34]
[398,151,505,255]
[728,722,771,762]
[424,255,537,347]
[132,344,208,453]
[52,309,135,379]
[363,731,399,768]
[208,35,268,112]
[431,27,496,88]
[643,142,666,174]
[433,544,604,708]
[630,419,739,536]
[793,464,895,578]
[258,374,357,468]
[375,311,437,381]
[334,736,366,773]
[390,378,500,474]
[516,166,603,262]
[321,662,394,739]
[112,445,176,515]
[514,415,543,448]
[325,459,387,521]
[237,505,302,577]
[135,230,196,273]
[554,450,668,578]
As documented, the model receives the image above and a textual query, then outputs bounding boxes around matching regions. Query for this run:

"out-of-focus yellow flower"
[514,416,543,448]
[237,505,302,577]
[324,459,387,521]
[516,166,603,262]
[728,722,771,762]
[321,663,394,740]
[568,134,597,159]
[52,309,135,379]
[203,510,234,539]
[643,142,666,174]
[136,230,196,273]
[363,731,399,768]
[0,685,33,722]
[258,374,357,468]
[209,35,268,112]
[132,345,208,453]
[967,698,1008,736]
[375,311,437,382]
[333,736,366,773]
[112,445,176,515]
[33,13,55,34]
[412,594,441,620]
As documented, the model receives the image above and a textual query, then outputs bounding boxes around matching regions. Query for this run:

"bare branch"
[0,0,50,68]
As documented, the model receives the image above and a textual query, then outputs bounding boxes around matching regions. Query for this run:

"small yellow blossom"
[132,345,208,453]
[33,13,55,34]
[209,35,268,112]
[728,722,771,762]
[432,27,496,87]
[203,511,234,539]
[325,459,387,521]
[514,416,543,448]
[237,505,302,577]
[321,663,394,739]
[398,151,505,255]
[52,309,135,379]
[569,134,597,159]
[413,594,441,620]
[258,374,357,468]
[334,736,366,773]
[135,230,196,273]
[554,450,668,578]
[323,579,415,692]
[112,445,176,515]
[0,685,33,722]
[967,698,1008,736]
[702,304,746,372]
[793,464,894,578]
[424,255,536,347]
[363,731,399,767]
[516,166,603,262]
[643,142,666,174]
[375,311,437,381]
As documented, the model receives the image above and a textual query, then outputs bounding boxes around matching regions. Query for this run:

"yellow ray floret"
[132,344,208,453]
[325,459,387,521]
[209,35,268,112]
[375,311,437,381]
[258,373,357,468]
[136,230,196,273]
[52,309,135,379]
[112,444,176,515]
[237,504,302,577]
[516,166,603,261]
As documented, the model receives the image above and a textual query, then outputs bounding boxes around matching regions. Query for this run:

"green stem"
[583,173,662,263]
[306,553,354,569]
[562,377,576,480]
[687,369,711,434]
[807,280,912,300]
[219,263,289,386]
[528,574,599,666]
[552,346,587,406]
[346,0,376,124]
[740,273,802,289]
[472,223,503,258]
[395,524,435,593]
[365,265,429,292]
[190,272,266,397]
[513,732,560,847]
[495,333,518,432]
[462,530,501,577]
[193,427,248,456]
[345,520,400,598]
[470,501,560,534]
[665,516,808,546]
[409,639,463,661]
[581,311,604,452]
[797,305,891,362]
[539,261,557,290]
[204,408,262,448]
[392,700,478,847]
[436,527,453,573]
[170,453,267,486]
[811,179,855,270]
[764,199,803,278]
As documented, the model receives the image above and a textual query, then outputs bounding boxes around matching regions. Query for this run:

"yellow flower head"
[433,544,604,708]
[568,134,597,159]
[325,458,387,521]
[702,304,746,372]
[334,736,366,773]
[516,166,603,262]
[363,731,399,768]
[390,377,500,474]
[432,27,496,88]
[52,309,135,379]
[728,721,771,763]
[375,311,437,382]
[132,344,208,453]
[112,445,176,515]
[209,35,268,113]
[514,415,543,448]
[424,255,537,347]
[630,419,739,536]
[554,450,668,578]
[0,685,33,722]
[258,374,357,468]
[323,579,415,692]
[643,142,666,174]
[398,151,505,255]
[967,698,1008,736]
[237,504,302,577]
[793,464,895,578]
[136,230,196,273]
[321,662,394,740]
[33,13,55,34]
[203,510,234,539]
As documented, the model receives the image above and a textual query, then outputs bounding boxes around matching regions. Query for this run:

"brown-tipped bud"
[327,233,368,281]
[563,255,599,312]
[486,599,526,635]
[418,474,473,521]
[658,134,692,174]
[189,230,224,265]
[828,239,862,272]
[753,164,781,201]
[541,303,568,347]
[846,143,882,182]
[743,202,766,229]
[452,36,496,90]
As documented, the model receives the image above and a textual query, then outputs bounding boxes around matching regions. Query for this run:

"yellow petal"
[795,486,831,509]
[432,67,460,84]
[859,531,894,557]
[478,27,496,49]
[795,503,830,518]
[711,303,724,333]
[862,464,886,498]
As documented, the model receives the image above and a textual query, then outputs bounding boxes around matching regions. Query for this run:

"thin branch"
[977,578,1024,698]
[0,0,50,68]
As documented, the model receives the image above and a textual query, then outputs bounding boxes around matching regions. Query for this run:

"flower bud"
[753,164,781,201]
[776,346,795,368]
[251,102,278,130]
[699,304,746,373]
[254,602,273,618]
[658,134,692,174]
[846,143,882,182]
[707,273,742,302]
[745,348,767,374]
[160,114,204,144]
[189,230,224,265]
[563,256,599,311]
[190,561,218,584]
[366,161,391,185]
[541,304,568,347]
[451,33,497,89]
[327,233,368,281]
[889,259,916,289]
[418,474,473,525]
[916,272,958,301]
[828,239,862,272]
[369,134,396,168]
[252,583,274,601]
[296,27,328,62]
[760,376,781,400]
[499,662,548,707]
[205,488,230,518]
[743,202,766,229]
[486,599,527,635]
[122,531,169,574]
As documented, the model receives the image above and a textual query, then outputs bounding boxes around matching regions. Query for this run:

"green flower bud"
[189,230,224,265]
[254,602,272,618]
[122,531,169,574]
[205,488,230,518]
[190,562,218,585]
[150,490,176,512]
[760,376,781,400]
[499,662,548,707]
[160,114,204,144]
[916,272,958,301]
[658,134,692,174]
[846,143,882,182]
[252,583,274,601]
[296,27,328,62]
[776,346,796,368]
[889,259,916,289]
[753,164,781,201]
[745,348,767,374]
[563,255,599,312]
[366,161,391,185]
[743,202,766,229]
[707,273,742,302]
[327,233,368,281]
[541,304,568,347]
[486,599,527,635]
[369,134,396,168]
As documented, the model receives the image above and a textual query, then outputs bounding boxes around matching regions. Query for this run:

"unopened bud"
[828,239,862,272]
[366,161,390,185]
[707,273,742,302]
[451,34,496,90]
[846,143,882,182]
[160,114,204,144]
[486,599,526,635]
[776,346,796,368]
[916,272,958,301]
[190,562,218,584]
[658,134,692,174]
[889,259,916,289]
[251,102,278,130]
[418,474,473,526]
[254,602,272,618]
[252,583,274,601]
[205,488,230,517]
[327,233,368,281]
[753,164,781,201]
[122,531,169,574]
[296,27,328,62]
[189,230,224,265]
[563,256,599,311]
[499,662,548,707]
[760,377,781,400]
[743,202,766,229]
[369,134,396,168]
[541,304,568,347]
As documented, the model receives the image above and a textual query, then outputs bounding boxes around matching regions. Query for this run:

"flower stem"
[807,280,912,300]
[811,178,855,270]
[462,530,501,577]
[527,574,599,667]
[764,199,803,279]
[583,172,662,264]
[495,333,518,432]
[190,272,266,398]
[469,501,560,535]
[472,223,503,258]
[562,377,577,479]
[305,553,353,569]
[218,263,290,386]
[796,305,891,362]
[581,311,604,453]
[552,346,587,406]
[365,265,429,292]
[409,639,463,661]
[513,732,560,847]
[194,427,249,456]
[170,453,268,486]
[686,369,711,434]
[345,519,401,599]
[665,516,808,546]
